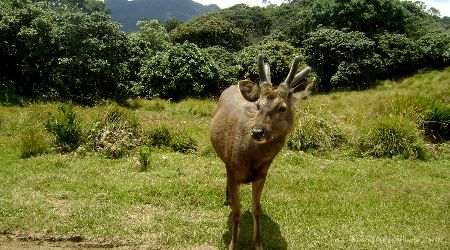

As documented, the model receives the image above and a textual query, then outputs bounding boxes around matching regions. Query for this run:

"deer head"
[238,55,312,143]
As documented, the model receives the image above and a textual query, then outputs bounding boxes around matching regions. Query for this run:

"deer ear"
[239,80,261,102]
[292,82,314,104]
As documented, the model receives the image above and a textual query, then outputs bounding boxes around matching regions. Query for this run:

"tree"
[127,20,172,90]
[32,0,110,14]
[375,32,423,77]
[217,4,272,44]
[0,2,56,97]
[138,42,222,100]
[305,0,408,36]
[164,18,182,32]
[236,40,306,84]
[170,14,245,50]
[303,28,378,91]
[50,11,131,104]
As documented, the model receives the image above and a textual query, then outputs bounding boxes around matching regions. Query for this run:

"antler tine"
[258,54,270,86]
[291,66,312,87]
[283,56,301,87]
[264,63,271,84]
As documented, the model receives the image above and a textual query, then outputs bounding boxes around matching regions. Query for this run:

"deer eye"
[278,105,287,113]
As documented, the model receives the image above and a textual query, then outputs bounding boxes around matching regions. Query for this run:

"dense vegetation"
[1,0,449,105]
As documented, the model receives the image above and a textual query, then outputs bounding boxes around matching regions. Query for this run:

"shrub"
[423,100,450,142]
[138,146,151,171]
[146,125,198,153]
[202,46,240,90]
[357,116,429,160]
[87,104,142,159]
[237,41,305,84]
[44,105,83,152]
[138,42,222,100]
[147,126,173,148]
[374,93,427,125]
[170,133,198,154]
[20,127,50,158]
[170,14,245,50]
[125,98,145,110]
[303,28,379,91]
[375,33,423,77]
[144,98,167,112]
[49,12,131,105]
[287,112,346,152]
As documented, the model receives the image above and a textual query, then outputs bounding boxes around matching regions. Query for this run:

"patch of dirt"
[0,231,135,249]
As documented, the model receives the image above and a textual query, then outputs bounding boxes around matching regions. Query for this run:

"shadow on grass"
[222,211,287,249]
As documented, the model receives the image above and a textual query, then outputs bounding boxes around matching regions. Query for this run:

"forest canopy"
[1,0,449,104]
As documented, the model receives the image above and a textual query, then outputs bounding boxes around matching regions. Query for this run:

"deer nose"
[251,128,265,140]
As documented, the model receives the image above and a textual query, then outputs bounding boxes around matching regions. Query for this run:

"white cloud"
[424,0,450,16]
[193,0,285,9]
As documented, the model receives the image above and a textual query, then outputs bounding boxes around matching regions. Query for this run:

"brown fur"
[210,55,311,250]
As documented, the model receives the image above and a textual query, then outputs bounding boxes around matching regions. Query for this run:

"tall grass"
[44,105,83,153]
[87,103,142,159]
[292,67,450,157]
[356,116,429,160]
[287,110,346,152]
[20,126,51,158]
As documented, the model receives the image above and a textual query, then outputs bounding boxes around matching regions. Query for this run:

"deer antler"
[280,56,300,89]
[258,54,271,88]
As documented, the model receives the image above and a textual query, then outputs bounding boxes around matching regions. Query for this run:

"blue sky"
[193,0,450,17]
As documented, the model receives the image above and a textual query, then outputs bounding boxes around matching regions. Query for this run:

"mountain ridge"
[105,0,220,32]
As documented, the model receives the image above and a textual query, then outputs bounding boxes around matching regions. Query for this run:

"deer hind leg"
[252,177,266,250]
[224,182,231,206]
[227,178,240,250]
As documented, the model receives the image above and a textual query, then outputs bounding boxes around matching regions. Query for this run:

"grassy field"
[0,68,449,249]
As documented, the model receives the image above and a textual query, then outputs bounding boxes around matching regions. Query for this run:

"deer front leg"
[228,178,240,250]
[252,176,266,250]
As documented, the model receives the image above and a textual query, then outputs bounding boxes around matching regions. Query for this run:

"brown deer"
[210,55,312,249]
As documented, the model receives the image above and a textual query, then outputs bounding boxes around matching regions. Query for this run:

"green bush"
[170,14,245,50]
[125,98,145,110]
[1,3,132,104]
[147,126,173,148]
[87,104,142,159]
[375,33,423,77]
[146,125,198,154]
[357,116,429,160]
[303,28,378,91]
[237,40,307,84]
[216,4,272,44]
[138,42,222,100]
[144,98,167,112]
[44,105,83,152]
[423,100,450,142]
[20,127,50,158]
[287,112,346,152]
[202,46,240,89]
[138,146,151,171]
[170,134,198,154]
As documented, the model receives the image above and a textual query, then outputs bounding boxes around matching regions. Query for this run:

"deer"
[210,54,312,250]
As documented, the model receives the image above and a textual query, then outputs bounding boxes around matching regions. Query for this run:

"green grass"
[0,67,449,248]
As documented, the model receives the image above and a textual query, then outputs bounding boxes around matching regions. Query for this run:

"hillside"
[105,0,220,32]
